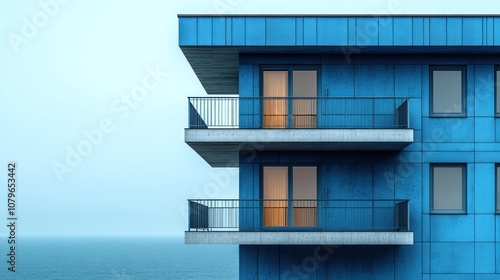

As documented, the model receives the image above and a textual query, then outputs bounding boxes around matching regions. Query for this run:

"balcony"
[185,199,413,245]
[185,97,414,167]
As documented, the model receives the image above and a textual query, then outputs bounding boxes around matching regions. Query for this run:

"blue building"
[180,15,500,279]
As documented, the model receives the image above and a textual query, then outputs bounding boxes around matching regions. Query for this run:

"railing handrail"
[187,198,411,232]
[188,96,410,129]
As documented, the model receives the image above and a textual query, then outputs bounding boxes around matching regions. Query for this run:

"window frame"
[260,65,321,128]
[260,164,320,230]
[430,163,467,214]
[429,65,467,117]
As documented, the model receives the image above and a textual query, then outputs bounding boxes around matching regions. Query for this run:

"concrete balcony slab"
[185,231,414,245]
[185,128,414,167]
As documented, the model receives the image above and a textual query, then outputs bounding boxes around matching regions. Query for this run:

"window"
[496,165,500,212]
[431,164,466,213]
[495,67,500,115]
[262,68,318,128]
[262,166,317,227]
[430,66,466,116]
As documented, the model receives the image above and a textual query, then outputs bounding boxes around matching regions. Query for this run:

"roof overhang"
[179,15,500,95]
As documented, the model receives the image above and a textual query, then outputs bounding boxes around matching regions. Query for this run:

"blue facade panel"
[496,242,500,273]
[225,18,232,45]
[476,243,496,273]
[412,18,424,45]
[212,17,225,45]
[378,17,393,45]
[317,18,348,45]
[421,118,475,143]
[475,215,495,242]
[430,274,474,280]
[303,18,317,45]
[476,118,495,142]
[241,245,406,279]
[475,164,495,214]
[475,65,495,117]
[179,15,500,47]
[232,17,245,45]
[395,245,423,279]
[463,18,483,45]
[295,17,304,45]
[494,18,500,45]
[179,17,197,45]
[393,17,412,45]
[423,18,430,45]
[446,17,463,46]
[197,18,213,45]
[429,17,447,45]
[323,64,355,97]
[239,246,257,279]
[257,246,280,277]
[430,215,474,242]
[430,243,475,273]
[245,18,265,45]
[354,65,394,96]
[356,17,379,46]
[395,65,421,97]
[265,17,295,46]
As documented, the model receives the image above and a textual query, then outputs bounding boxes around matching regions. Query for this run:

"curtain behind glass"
[263,166,288,226]
[293,70,317,128]
[293,166,317,227]
[263,71,288,128]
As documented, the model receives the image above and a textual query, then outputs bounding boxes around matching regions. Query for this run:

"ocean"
[0,237,239,280]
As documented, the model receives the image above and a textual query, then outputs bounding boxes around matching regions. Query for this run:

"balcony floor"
[185,128,414,167]
[185,231,414,245]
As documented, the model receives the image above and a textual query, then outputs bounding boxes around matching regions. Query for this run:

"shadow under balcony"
[185,199,413,245]
[185,97,414,167]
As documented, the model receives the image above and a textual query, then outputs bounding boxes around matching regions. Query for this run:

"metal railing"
[188,199,410,232]
[188,97,410,129]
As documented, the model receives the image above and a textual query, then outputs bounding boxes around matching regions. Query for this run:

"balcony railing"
[188,199,410,232]
[188,97,409,129]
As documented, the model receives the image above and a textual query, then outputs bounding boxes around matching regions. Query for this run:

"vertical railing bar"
[188,97,191,128]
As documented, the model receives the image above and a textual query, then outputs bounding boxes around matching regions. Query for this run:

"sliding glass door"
[262,166,318,228]
[262,68,318,128]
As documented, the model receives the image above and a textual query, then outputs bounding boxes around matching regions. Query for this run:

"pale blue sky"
[0,0,499,237]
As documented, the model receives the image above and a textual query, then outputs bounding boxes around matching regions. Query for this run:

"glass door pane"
[263,71,288,128]
[263,167,288,227]
[292,167,317,227]
[292,70,317,128]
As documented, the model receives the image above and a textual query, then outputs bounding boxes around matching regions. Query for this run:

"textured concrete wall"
[240,245,425,280]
